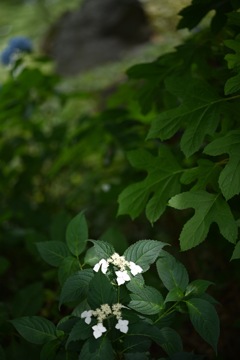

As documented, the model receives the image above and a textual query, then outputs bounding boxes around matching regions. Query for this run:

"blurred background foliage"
[0,1,239,359]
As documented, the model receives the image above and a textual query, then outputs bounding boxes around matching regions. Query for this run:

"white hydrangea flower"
[93,259,109,274]
[92,323,107,339]
[115,319,129,334]
[81,310,92,325]
[100,304,112,315]
[115,270,131,285]
[129,261,143,276]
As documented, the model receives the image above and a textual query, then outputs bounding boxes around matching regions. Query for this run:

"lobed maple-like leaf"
[180,159,221,191]
[118,147,182,223]
[147,75,225,157]
[169,190,238,251]
[224,36,240,95]
[204,130,240,200]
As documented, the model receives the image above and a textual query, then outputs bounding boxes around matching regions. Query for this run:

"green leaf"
[124,240,167,271]
[59,269,94,306]
[185,280,213,297]
[147,76,223,157]
[180,159,221,191]
[158,327,183,356]
[186,298,220,353]
[123,334,151,354]
[231,241,240,260]
[177,1,214,30]
[156,252,189,291]
[126,274,145,293]
[224,37,240,94]
[126,320,164,350]
[66,319,91,348]
[84,247,99,266]
[165,288,184,303]
[66,211,88,256]
[225,72,240,95]
[169,191,238,250]
[204,130,240,200]
[129,285,164,315]
[118,147,182,223]
[10,316,57,345]
[90,240,115,260]
[87,272,117,308]
[58,256,80,286]
[177,0,231,31]
[79,336,114,360]
[36,241,69,267]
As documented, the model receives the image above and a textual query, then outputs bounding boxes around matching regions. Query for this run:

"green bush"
[1,0,240,359]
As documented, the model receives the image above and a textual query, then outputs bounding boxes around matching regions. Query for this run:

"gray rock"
[42,0,152,75]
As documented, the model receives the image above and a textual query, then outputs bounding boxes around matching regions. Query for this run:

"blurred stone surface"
[43,0,152,76]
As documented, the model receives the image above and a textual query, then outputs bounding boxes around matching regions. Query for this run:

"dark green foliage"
[2,0,240,358]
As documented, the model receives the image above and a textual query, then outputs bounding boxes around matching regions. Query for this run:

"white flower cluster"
[93,253,143,285]
[81,303,129,339]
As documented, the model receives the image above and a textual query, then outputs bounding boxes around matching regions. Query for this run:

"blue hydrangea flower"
[1,36,32,65]
[9,36,32,52]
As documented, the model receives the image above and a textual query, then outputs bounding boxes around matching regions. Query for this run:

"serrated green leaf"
[147,76,224,157]
[180,159,221,191]
[186,298,219,353]
[87,272,117,308]
[58,256,80,286]
[59,269,94,306]
[90,240,115,260]
[231,241,240,260]
[129,285,164,315]
[124,240,167,271]
[204,130,240,199]
[156,252,189,291]
[126,274,145,293]
[36,241,69,267]
[66,211,88,256]
[79,336,114,360]
[66,319,91,348]
[11,316,57,345]
[169,191,238,250]
[118,147,182,223]
[185,280,213,297]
